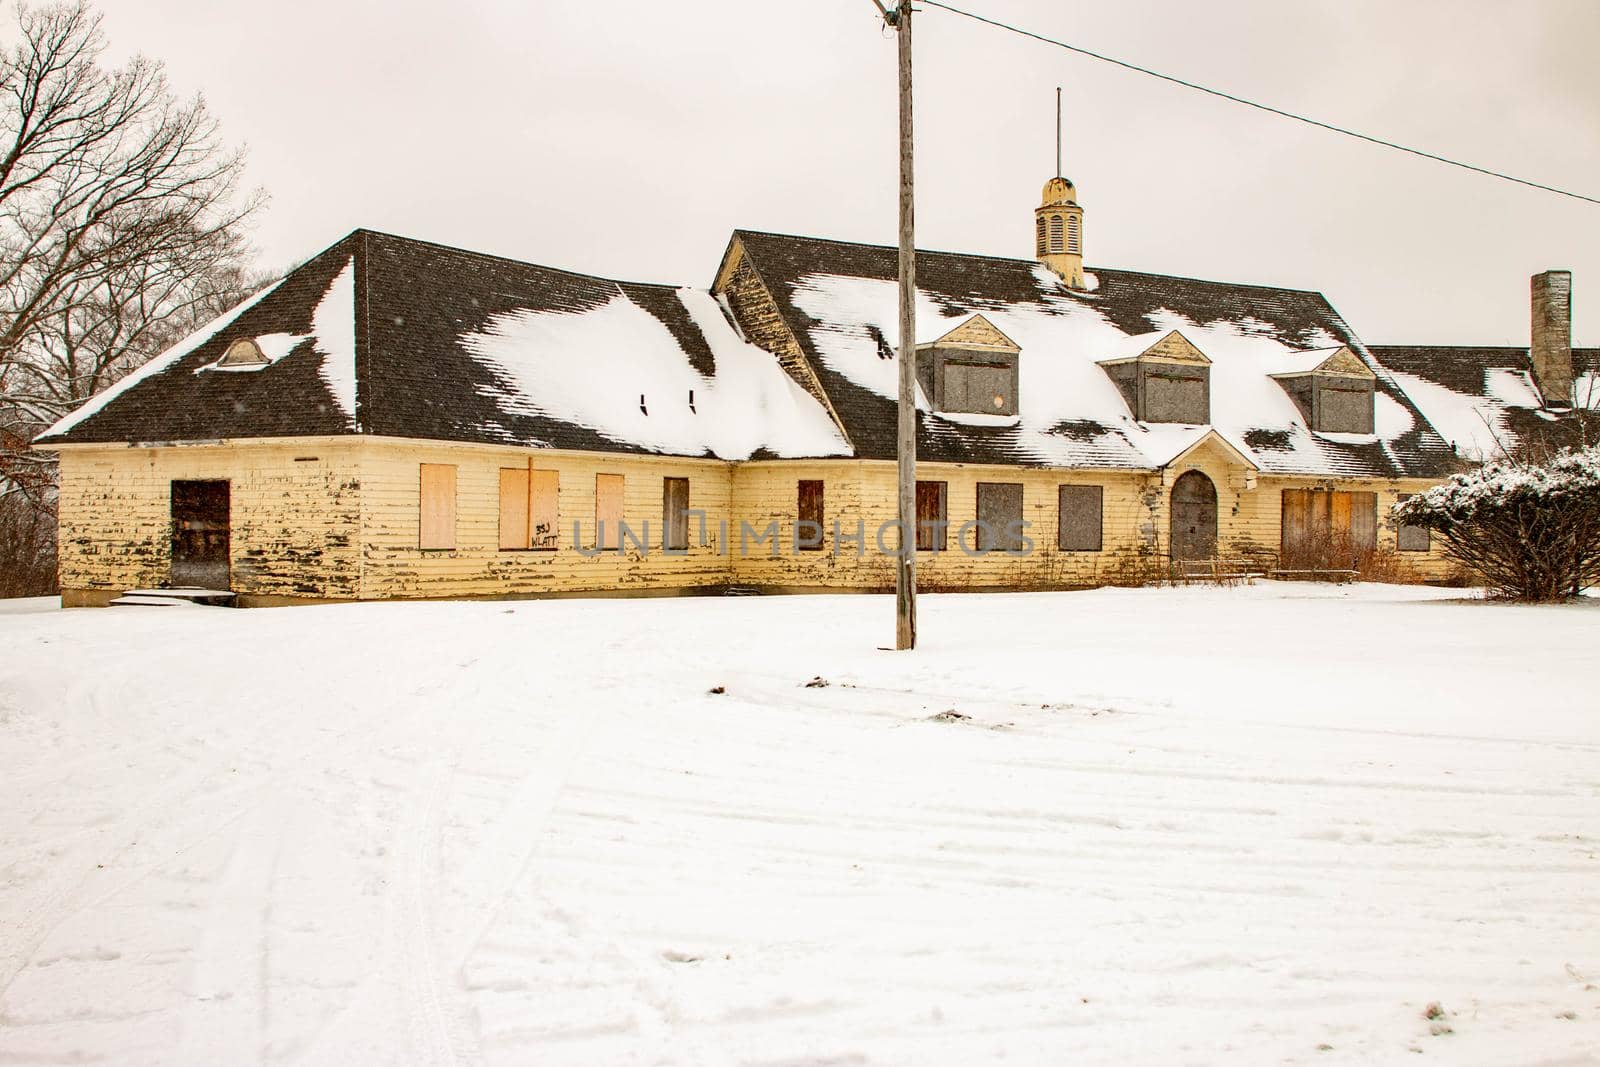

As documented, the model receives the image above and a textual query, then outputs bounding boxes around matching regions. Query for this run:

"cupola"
[1035,175,1085,289]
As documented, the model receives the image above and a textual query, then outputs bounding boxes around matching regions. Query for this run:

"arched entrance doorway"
[1170,470,1218,562]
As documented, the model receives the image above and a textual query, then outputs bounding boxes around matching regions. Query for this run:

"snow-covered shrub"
[1393,445,1600,601]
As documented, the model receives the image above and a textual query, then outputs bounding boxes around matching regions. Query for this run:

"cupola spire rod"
[1055,85,1062,177]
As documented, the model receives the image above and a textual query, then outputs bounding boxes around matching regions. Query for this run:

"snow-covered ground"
[1,583,1598,1066]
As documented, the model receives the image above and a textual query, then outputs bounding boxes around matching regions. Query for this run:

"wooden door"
[171,480,230,589]
[1170,471,1217,561]
[662,477,689,551]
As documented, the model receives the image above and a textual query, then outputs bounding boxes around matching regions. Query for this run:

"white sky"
[100,0,1600,346]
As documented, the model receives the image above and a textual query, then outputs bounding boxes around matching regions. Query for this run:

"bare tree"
[0,1,264,592]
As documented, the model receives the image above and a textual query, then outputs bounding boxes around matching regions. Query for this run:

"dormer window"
[942,361,1014,414]
[915,314,1022,419]
[1271,346,1376,434]
[1098,330,1211,425]
[219,338,268,367]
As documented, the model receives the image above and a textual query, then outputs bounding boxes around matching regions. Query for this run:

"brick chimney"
[1530,270,1573,408]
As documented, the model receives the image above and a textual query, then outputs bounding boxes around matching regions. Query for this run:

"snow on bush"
[1394,445,1600,600]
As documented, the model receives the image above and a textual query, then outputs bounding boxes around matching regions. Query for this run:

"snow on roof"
[33,226,1457,480]
[41,276,288,439]
[1368,346,1600,462]
[784,264,1429,475]
[313,259,358,426]
[460,286,847,460]
[732,230,1455,479]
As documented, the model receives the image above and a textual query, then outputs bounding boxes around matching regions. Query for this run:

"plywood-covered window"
[1281,488,1377,567]
[1317,380,1375,434]
[1145,369,1208,424]
[974,482,1024,553]
[595,473,624,551]
[1058,484,1103,551]
[663,477,690,551]
[943,362,1015,415]
[1396,493,1431,552]
[915,480,947,551]
[499,467,558,550]
[796,479,825,551]
[418,463,457,550]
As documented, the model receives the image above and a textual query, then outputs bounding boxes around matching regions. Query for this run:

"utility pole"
[873,0,917,650]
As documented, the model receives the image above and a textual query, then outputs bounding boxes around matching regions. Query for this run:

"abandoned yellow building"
[39,171,1584,606]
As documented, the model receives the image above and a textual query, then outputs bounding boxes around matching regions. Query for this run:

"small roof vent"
[219,338,268,367]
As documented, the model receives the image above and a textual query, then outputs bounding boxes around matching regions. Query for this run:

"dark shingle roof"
[37,236,362,445]
[1368,344,1598,458]
[37,225,1465,480]
[38,231,774,455]
[731,230,1460,478]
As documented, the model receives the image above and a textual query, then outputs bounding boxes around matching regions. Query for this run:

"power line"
[917,0,1600,207]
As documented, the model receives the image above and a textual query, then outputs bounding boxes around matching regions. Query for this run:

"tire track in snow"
[173,803,286,1067]
[396,757,464,1067]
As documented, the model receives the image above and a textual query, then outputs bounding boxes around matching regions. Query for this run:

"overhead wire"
[916,0,1600,207]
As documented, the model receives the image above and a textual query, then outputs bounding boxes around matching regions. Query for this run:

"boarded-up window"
[916,480,947,551]
[974,482,1024,553]
[595,473,624,550]
[498,467,559,550]
[943,362,1015,415]
[1319,381,1375,434]
[1281,488,1377,566]
[498,468,529,550]
[663,477,690,551]
[529,469,558,549]
[797,479,824,551]
[1396,493,1431,552]
[419,464,456,550]
[1145,370,1207,424]
[1058,484,1103,551]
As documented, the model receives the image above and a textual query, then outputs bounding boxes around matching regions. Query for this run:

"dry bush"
[1395,446,1600,601]
[0,493,56,598]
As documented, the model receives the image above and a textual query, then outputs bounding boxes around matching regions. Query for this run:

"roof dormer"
[1097,329,1211,425]
[1270,345,1376,434]
[915,314,1022,417]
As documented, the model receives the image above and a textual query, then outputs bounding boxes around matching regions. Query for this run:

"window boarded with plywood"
[595,473,624,551]
[916,480,947,551]
[530,469,558,549]
[974,482,1024,553]
[1058,484,1103,551]
[1281,488,1376,568]
[942,362,1015,415]
[1396,493,1431,552]
[663,477,690,551]
[419,463,457,550]
[498,468,530,550]
[1145,369,1208,424]
[796,479,824,551]
[499,467,559,549]
[1318,381,1375,433]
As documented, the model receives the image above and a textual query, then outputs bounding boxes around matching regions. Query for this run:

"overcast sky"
[100,0,1600,346]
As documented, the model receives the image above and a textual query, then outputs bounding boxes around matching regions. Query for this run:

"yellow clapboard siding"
[51,434,1457,605]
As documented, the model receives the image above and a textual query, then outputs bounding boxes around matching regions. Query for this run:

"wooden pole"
[894,1,917,650]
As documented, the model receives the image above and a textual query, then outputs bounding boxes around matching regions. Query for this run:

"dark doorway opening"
[171,480,230,589]
[1170,470,1218,562]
